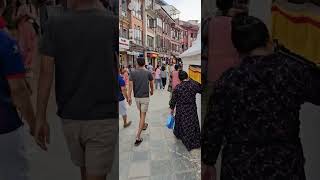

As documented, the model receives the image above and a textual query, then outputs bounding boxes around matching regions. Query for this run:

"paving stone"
[131,151,151,162]
[175,171,199,180]
[128,161,151,178]
[150,160,173,176]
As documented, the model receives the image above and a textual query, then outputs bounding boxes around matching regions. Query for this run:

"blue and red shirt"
[0,30,26,134]
[119,75,125,101]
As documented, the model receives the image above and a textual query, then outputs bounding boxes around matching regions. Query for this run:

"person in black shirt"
[35,0,118,179]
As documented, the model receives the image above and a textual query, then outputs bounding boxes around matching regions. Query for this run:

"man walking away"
[35,0,118,179]
[119,69,131,128]
[128,57,154,146]
[0,29,37,180]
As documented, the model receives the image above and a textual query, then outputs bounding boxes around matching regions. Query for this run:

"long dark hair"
[216,0,234,16]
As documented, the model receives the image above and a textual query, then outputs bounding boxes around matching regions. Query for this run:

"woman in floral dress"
[202,15,320,180]
[170,71,201,151]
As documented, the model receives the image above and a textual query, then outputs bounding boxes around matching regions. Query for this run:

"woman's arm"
[301,62,320,105]
[169,89,177,110]
[202,79,230,167]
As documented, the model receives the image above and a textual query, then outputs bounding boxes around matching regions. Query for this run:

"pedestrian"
[202,15,320,180]
[122,67,129,88]
[154,65,162,90]
[128,57,154,146]
[0,27,37,180]
[147,62,153,72]
[128,65,132,74]
[14,0,39,71]
[35,0,118,179]
[169,71,201,151]
[160,66,167,89]
[119,69,131,128]
[171,64,180,91]
[207,0,240,84]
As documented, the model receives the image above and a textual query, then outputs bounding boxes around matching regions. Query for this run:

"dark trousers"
[161,78,167,88]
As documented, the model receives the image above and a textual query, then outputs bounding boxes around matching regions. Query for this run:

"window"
[147,15,150,27]
[147,36,154,49]
[131,0,142,20]
[134,27,142,45]
[147,15,156,28]
[157,18,163,28]
[119,24,129,39]
[122,28,128,39]
[156,35,161,48]
[121,0,127,16]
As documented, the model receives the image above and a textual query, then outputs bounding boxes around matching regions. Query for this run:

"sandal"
[123,121,132,128]
[134,138,143,146]
[143,123,148,130]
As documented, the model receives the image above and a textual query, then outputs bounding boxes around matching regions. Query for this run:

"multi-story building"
[128,0,145,66]
[154,1,175,65]
[119,0,131,66]
[145,0,158,66]
[179,20,199,49]
[119,0,199,67]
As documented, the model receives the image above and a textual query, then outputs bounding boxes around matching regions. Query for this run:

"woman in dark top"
[202,15,320,180]
[170,71,201,151]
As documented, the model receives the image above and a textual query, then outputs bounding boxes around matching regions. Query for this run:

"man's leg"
[62,120,85,180]
[123,115,128,124]
[120,100,131,127]
[84,120,117,180]
[160,79,163,89]
[136,110,146,140]
[136,98,149,140]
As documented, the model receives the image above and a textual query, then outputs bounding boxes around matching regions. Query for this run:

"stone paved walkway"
[119,89,201,180]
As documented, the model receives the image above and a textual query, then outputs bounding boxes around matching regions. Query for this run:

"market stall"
[179,24,201,83]
[272,0,320,63]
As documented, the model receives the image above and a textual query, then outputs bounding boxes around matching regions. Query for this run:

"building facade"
[119,0,199,67]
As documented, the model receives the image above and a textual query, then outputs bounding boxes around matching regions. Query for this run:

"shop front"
[146,51,159,67]
[129,44,145,66]
[119,37,130,67]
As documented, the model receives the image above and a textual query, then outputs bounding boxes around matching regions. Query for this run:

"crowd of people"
[118,58,201,150]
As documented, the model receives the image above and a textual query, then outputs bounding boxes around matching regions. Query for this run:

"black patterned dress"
[202,53,320,180]
[170,80,202,151]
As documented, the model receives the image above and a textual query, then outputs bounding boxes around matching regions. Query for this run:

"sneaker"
[134,138,143,146]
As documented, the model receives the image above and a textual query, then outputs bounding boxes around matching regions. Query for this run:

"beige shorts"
[62,119,118,176]
[135,97,150,112]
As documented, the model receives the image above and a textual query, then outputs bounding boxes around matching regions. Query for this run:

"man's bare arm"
[8,79,36,134]
[149,80,154,95]
[128,81,133,99]
[36,56,54,122]
[121,86,128,100]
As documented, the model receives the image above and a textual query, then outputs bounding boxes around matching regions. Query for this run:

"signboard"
[119,37,130,50]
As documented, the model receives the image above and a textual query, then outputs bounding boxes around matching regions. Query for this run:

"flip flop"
[123,121,132,128]
[134,138,143,146]
[143,123,148,130]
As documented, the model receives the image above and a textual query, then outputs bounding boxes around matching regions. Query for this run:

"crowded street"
[119,87,201,180]
[21,76,201,180]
